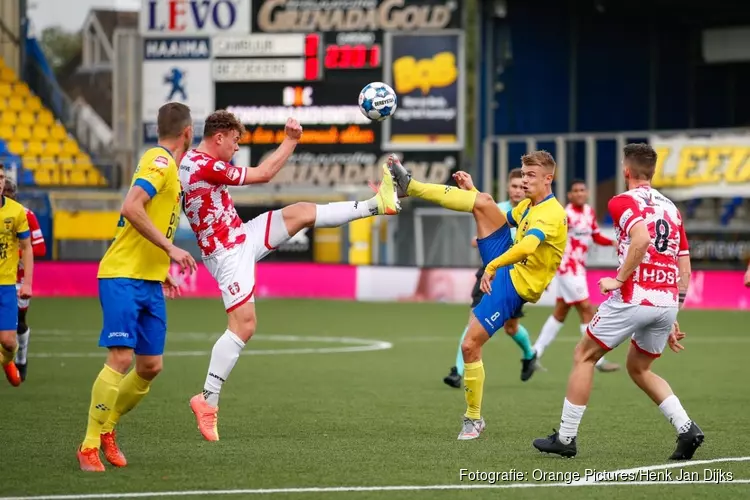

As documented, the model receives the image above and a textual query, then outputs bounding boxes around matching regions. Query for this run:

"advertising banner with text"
[383,31,464,150]
[650,133,750,200]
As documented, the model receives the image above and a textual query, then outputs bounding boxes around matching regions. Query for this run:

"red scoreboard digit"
[324,44,381,70]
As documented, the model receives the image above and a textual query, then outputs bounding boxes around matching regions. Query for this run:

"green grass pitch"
[3,298,750,499]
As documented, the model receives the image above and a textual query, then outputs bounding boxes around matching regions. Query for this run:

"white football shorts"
[203,210,290,312]
[586,299,678,358]
[16,283,29,309]
[556,273,589,304]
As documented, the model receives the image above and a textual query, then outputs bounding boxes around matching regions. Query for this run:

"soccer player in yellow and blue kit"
[388,150,567,440]
[0,163,33,387]
[77,103,197,472]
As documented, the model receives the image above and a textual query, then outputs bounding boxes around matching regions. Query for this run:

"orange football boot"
[101,431,127,467]
[189,393,219,441]
[77,446,105,472]
[3,362,21,387]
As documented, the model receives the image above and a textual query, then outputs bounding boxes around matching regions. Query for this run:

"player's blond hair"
[521,150,556,173]
[203,110,246,138]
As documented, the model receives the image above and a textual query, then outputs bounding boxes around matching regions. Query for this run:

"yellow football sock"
[81,364,124,450]
[407,179,477,213]
[464,360,485,420]
[101,370,152,434]
[0,344,17,366]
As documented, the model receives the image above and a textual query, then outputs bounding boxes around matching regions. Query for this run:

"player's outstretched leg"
[15,307,29,381]
[626,343,703,460]
[503,318,537,381]
[0,330,21,387]
[457,316,489,440]
[532,334,607,458]
[444,323,469,388]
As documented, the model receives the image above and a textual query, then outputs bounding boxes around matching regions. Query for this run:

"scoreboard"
[140,0,464,188]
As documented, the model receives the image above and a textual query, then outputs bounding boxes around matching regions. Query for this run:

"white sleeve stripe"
[678,250,689,256]
[31,237,44,243]
[238,167,246,185]
[624,216,644,235]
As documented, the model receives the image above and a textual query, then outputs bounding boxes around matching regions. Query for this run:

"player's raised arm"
[505,200,527,228]
[241,118,303,185]
[599,195,650,293]
[27,211,46,257]
[590,214,615,246]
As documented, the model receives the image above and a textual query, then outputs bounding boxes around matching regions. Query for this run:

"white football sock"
[314,200,377,227]
[15,328,29,364]
[203,330,245,407]
[559,398,586,444]
[533,316,563,357]
[659,395,692,433]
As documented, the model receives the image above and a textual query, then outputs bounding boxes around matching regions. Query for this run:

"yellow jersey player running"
[388,151,567,440]
[0,163,33,387]
[77,103,197,472]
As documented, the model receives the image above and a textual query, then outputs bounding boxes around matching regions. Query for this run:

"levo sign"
[141,0,252,37]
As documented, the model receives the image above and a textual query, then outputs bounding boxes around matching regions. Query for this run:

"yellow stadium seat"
[22,156,39,170]
[1,111,16,125]
[14,125,31,141]
[25,95,42,111]
[7,140,24,155]
[0,124,12,140]
[0,97,6,109]
[62,140,79,155]
[37,109,53,125]
[8,96,23,112]
[43,141,61,156]
[32,124,49,139]
[26,141,44,156]
[18,111,35,126]
[0,67,16,82]
[50,124,67,141]
[13,82,30,97]
[0,83,11,97]
[69,169,89,186]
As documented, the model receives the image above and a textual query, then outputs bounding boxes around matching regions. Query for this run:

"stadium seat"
[7,96,23,112]
[14,124,31,141]
[50,124,67,141]
[7,139,23,155]
[25,95,42,112]
[0,82,11,97]
[13,82,30,97]
[37,109,53,125]
[1,111,17,125]
[26,141,44,156]
[19,111,35,126]
[0,124,12,140]
[62,140,79,155]
[22,156,39,170]
[43,141,61,156]
[32,124,49,140]
[0,67,15,82]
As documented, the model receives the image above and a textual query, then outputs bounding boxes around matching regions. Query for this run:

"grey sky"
[28,0,139,33]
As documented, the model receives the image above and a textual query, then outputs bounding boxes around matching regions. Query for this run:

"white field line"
[2,457,748,499]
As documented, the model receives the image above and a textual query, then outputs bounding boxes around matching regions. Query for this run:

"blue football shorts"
[0,285,18,331]
[472,225,525,336]
[98,278,167,356]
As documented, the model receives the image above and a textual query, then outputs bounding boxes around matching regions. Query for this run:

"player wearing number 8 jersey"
[534,143,704,461]
[77,103,197,472]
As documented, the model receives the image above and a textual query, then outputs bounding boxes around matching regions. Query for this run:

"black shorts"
[470,267,524,319]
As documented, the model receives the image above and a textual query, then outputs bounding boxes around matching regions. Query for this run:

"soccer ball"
[358,82,397,121]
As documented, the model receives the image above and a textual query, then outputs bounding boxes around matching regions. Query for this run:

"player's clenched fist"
[285,118,303,140]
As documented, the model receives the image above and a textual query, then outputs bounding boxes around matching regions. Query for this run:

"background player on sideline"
[533,179,620,372]
[0,163,32,387]
[1,179,46,381]
[443,168,536,388]
[533,143,703,461]
[182,111,400,442]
